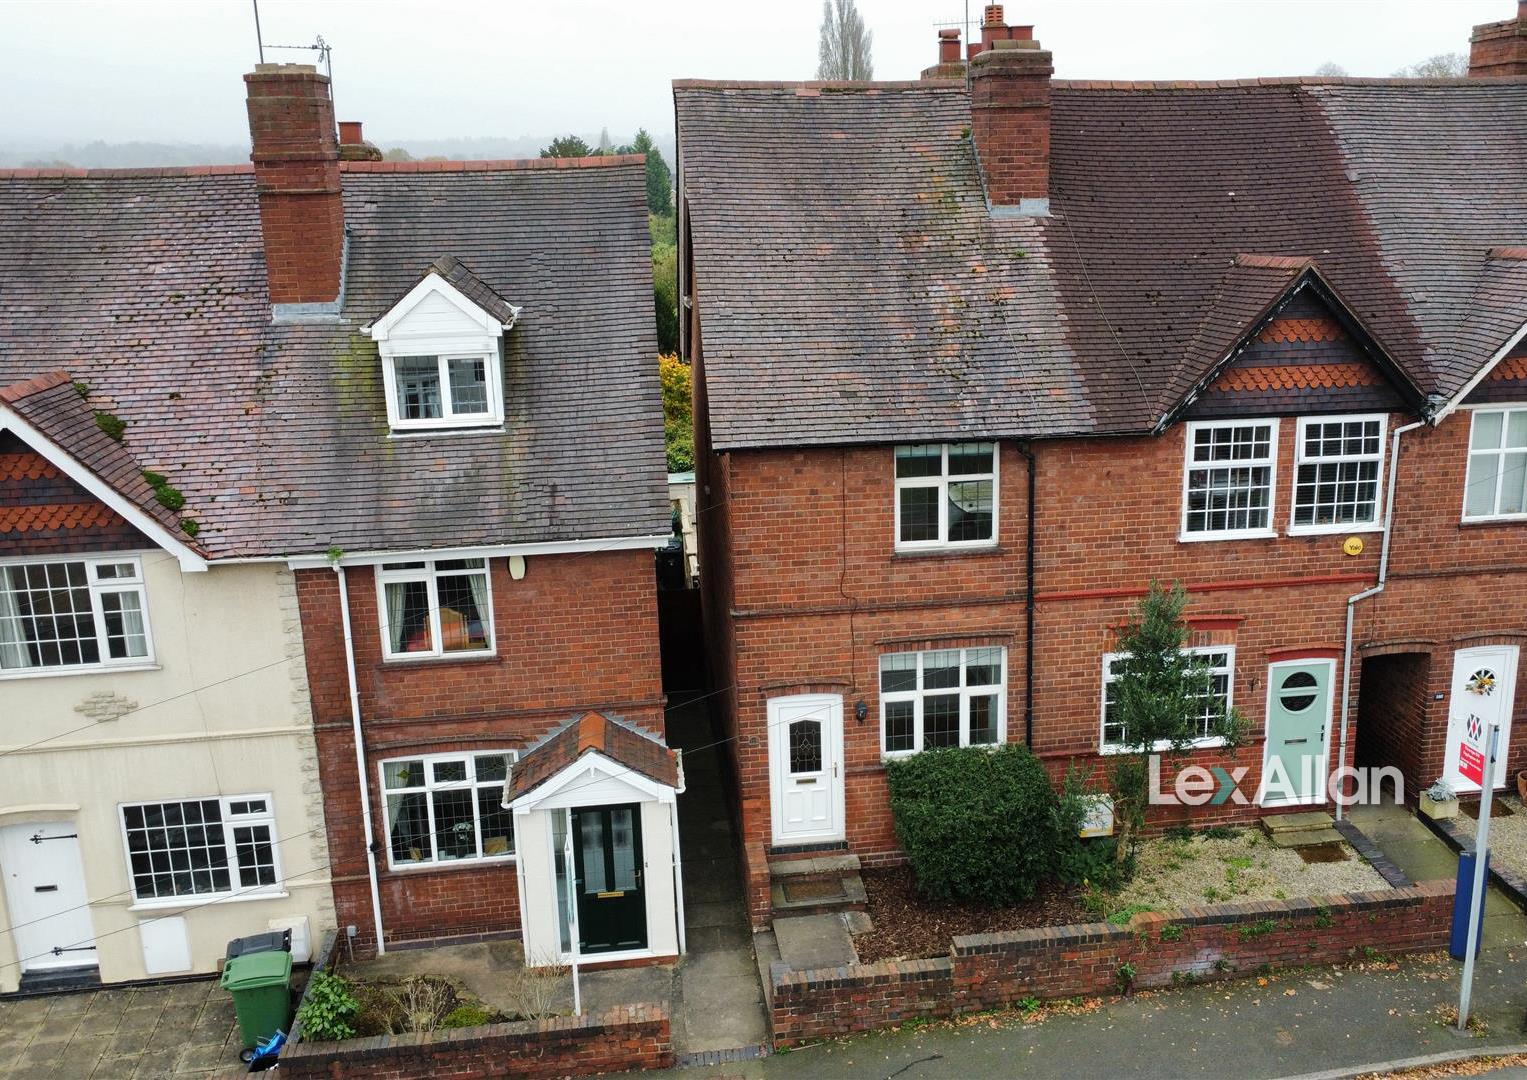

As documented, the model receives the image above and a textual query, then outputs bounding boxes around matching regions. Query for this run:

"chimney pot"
[245,65,344,306]
[984,4,1004,27]
[339,121,363,144]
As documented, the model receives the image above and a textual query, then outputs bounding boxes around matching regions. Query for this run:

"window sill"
[1460,515,1527,526]
[0,662,160,682]
[892,544,1005,560]
[1286,524,1383,537]
[384,855,517,874]
[379,651,501,670]
[128,889,288,913]
[1176,530,1277,544]
[387,424,506,439]
[1099,737,1229,756]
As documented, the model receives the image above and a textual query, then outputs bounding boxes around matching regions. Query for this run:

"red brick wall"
[282,1003,672,1079]
[704,402,1527,915]
[770,881,1453,1047]
[296,549,664,952]
[1355,652,1431,785]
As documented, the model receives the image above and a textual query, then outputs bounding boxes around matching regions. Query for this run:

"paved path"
[0,979,244,1079]
[667,693,769,1059]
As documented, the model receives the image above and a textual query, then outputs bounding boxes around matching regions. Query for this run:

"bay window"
[377,558,492,659]
[880,646,1005,755]
[381,751,517,867]
[0,555,152,675]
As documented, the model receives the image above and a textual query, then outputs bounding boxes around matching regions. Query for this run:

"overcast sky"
[0,0,1509,148]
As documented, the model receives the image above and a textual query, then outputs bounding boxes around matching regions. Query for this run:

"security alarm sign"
[1459,712,1487,786]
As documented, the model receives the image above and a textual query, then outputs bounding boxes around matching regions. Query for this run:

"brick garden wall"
[769,880,1453,1047]
[296,549,665,954]
[280,1003,672,1079]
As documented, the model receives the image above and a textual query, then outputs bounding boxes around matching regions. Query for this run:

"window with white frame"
[880,646,1005,755]
[0,555,152,674]
[1101,647,1234,751]
[1182,421,1277,538]
[121,796,279,903]
[377,558,492,659]
[386,352,501,429]
[381,751,517,867]
[1291,416,1385,531]
[1463,407,1527,520]
[894,443,997,549]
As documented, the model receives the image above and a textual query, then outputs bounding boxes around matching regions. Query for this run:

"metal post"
[1457,722,1500,1032]
[252,0,264,63]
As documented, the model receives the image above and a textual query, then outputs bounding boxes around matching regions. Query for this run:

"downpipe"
[334,562,388,953]
[1334,419,1423,821]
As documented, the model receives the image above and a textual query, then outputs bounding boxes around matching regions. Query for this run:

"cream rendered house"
[0,376,333,993]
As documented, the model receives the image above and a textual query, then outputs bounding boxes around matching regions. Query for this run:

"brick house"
[0,62,680,982]
[674,4,1527,923]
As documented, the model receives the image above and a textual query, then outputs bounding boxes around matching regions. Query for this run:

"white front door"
[0,822,97,972]
[1444,646,1520,793]
[768,694,844,845]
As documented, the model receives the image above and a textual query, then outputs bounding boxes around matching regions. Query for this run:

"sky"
[0,0,1510,150]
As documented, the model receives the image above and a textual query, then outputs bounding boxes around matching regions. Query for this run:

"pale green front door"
[1262,660,1334,805]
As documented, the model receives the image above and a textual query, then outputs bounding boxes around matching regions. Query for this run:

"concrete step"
[768,853,861,880]
[1261,811,1335,834]
[769,870,868,917]
[1267,827,1345,848]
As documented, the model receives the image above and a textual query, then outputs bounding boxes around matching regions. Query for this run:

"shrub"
[296,971,360,1041]
[1053,765,1133,890]
[441,1004,493,1029]
[887,744,1060,905]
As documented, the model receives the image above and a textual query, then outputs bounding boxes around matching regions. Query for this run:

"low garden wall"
[770,880,1453,1047]
[279,1002,673,1079]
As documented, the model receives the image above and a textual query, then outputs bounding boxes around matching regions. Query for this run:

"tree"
[540,135,594,158]
[1313,62,1348,77]
[658,354,693,472]
[381,147,413,161]
[652,242,679,355]
[816,0,873,80]
[1106,582,1248,861]
[628,129,673,218]
[1392,52,1467,78]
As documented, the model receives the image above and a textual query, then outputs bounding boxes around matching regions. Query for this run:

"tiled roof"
[0,371,199,548]
[0,159,669,558]
[368,253,519,329]
[504,710,680,804]
[675,78,1527,448]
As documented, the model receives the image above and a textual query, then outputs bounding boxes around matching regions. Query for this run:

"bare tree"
[1314,62,1348,77]
[1392,52,1468,77]
[817,0,874,81]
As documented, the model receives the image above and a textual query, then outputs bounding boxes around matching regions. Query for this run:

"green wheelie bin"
[220,949,293,1062]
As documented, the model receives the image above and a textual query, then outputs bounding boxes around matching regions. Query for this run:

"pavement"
[0,978,245,1079]
[773,913,858,970]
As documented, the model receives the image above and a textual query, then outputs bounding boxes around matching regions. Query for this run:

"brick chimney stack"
[920,29,967,80]
[244,64,345,307]
[1469,1,1527,76]
[968,7,1052,215]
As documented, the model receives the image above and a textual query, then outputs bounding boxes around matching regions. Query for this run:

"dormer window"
[364,256,520,433]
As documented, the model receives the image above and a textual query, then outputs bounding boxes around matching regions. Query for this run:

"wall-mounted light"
[855,699,868,723]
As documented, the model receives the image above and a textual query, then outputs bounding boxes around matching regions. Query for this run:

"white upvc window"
[120,795,280,906]
[1463,406,1527,521]
[0,554,153,676]
[376,558,493,660]
[1181,420,1278,540]
[383,350,503,431]
[1100,647,1235,753]
[1290,414,1386,534]
[380,751,518,868]
[894,443,998,550]
[880,646,1006,756]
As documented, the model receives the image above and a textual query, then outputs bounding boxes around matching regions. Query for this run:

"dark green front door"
[572,805,646,954]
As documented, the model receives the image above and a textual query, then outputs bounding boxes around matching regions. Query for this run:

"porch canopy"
[503,711,681,811]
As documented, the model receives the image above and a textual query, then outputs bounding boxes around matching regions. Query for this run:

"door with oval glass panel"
[1261,659,1335,806]
[767,694,844,846]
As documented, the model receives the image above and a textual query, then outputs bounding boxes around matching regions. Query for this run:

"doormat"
[1296,841,1351,864]
[782,878,846,903]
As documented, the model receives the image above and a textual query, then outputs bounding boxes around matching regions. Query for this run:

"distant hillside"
[0,132,676,170]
